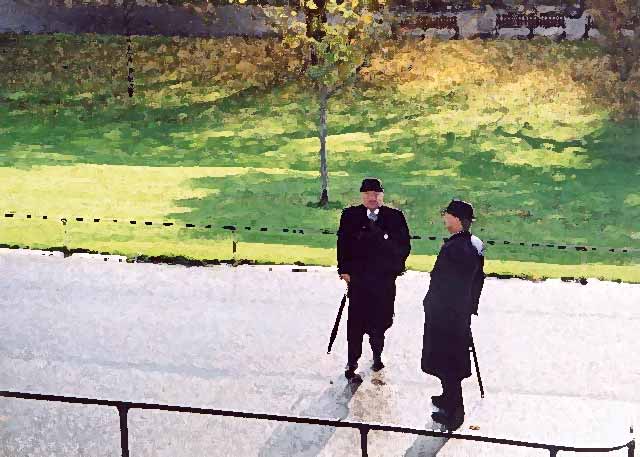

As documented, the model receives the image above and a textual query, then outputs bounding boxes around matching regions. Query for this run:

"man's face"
[443,212,462,234]
[361,191,383,209]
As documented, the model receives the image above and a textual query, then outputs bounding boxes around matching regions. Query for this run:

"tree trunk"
[305,0,328,41]
[619,36,637,82]
[607,30,631,82]
[123,0,135,97]
[126,35,134,97]
[318,85,329,208]
[304,0,327,67]
[619,54,633,82]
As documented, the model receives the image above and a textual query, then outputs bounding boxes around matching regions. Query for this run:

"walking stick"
[470,329,485,398]
[327,286,349,354]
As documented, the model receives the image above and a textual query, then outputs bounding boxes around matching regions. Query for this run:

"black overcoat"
[421,231,485,380]
[337,204,411,335]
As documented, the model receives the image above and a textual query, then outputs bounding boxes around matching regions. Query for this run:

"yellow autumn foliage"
[0,34,302,109]
[363,38,636,120]
[1,33,637,119]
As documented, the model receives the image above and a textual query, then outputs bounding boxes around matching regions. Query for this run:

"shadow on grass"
[2,67,639,266]
[166,165,640,266]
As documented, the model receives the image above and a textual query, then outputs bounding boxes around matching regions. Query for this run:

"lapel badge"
[384,233,389,239]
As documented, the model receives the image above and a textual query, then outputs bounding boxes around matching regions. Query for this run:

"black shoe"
[431,394,446,409]
[345,368,363,383]
[431,406,465,431]
[372,359,385,372]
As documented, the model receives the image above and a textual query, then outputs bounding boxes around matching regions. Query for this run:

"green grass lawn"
[0,34,639,281]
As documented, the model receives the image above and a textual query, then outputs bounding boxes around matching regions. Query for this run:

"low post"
[232,229,238,266]
[629,439,635,457]
[118,405,130,457]
[61,218,68,254]
[548,448,558,457]
[360,426,369,457]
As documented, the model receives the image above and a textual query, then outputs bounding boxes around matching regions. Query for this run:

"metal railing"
[0,390,635,457]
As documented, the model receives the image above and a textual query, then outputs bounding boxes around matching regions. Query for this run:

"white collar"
[367,208,380,214]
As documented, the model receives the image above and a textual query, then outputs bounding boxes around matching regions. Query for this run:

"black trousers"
[347,328,385,369]
[345,274,396,369]
[440,375,463,409]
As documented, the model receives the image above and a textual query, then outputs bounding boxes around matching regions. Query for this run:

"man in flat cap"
[337,178,411,383]
[421,199,485,430]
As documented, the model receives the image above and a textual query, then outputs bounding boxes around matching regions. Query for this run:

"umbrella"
[327,287,349,354]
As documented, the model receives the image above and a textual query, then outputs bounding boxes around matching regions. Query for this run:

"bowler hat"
[442,199,475,221]
[360,178,384,193]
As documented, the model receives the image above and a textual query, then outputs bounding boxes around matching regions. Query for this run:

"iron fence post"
[117,405,130,457]
[360,426,369,457]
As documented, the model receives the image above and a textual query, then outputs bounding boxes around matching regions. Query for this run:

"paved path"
[0,250,638,456]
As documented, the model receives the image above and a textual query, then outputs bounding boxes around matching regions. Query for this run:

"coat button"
[384,234,389,239]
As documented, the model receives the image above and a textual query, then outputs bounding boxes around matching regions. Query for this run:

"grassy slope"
[0,34,638,281]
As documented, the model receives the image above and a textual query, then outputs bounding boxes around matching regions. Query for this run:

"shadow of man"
[258,381,362,457]
[403,420,450,457]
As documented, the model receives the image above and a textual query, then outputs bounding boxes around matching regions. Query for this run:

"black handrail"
[0,390,635,457]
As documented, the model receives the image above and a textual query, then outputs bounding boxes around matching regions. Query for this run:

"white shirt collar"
[367,208,380,215]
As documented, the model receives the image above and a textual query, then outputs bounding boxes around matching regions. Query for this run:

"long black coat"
[337,205,411,334]
[421,231,485,380]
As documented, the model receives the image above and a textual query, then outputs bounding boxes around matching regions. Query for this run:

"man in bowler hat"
[337,178,411,383]
[421,199,485,430]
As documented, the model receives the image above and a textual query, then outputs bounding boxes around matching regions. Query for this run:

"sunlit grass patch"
[0,35,638,280]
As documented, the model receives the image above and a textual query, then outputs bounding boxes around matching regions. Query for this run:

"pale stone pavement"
[1,250,638,456]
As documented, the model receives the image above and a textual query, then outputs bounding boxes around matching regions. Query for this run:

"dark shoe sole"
[345,371,363,384]
[372,362,385,372]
